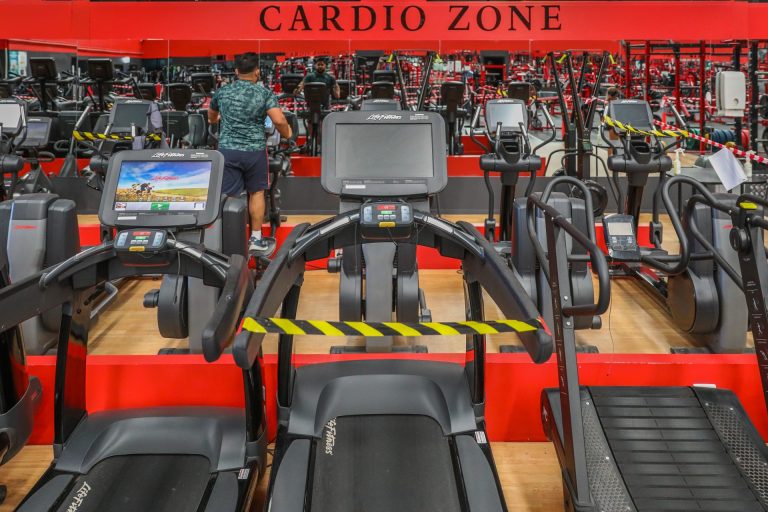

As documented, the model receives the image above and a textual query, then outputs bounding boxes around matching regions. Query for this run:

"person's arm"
[267,108,292,140]
[332,77,340,99]
[208,92,220,124]
[265,90,291,139]
[297,75,307,94]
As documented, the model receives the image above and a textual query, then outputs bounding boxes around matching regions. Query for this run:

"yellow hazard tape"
[603,115,688,138]
[72,130,162,142]
[241,317,543,337]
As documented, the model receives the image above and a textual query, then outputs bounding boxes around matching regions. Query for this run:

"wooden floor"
[0,212,753,511]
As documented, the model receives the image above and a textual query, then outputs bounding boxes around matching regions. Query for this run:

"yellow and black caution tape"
[603,115,685,138]
[73,130,162,142]
[241,317,544,337]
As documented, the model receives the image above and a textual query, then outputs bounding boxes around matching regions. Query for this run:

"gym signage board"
[0,0,764,40]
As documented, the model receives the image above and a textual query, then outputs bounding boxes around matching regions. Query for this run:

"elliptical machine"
[477,98,601,349]
[300,82,329,156]
[0,246,42,504]
[602,98,758,353]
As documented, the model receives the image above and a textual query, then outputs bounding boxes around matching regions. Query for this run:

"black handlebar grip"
[202,254,253,363]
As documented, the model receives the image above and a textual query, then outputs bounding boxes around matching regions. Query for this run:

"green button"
[151,203,170,211]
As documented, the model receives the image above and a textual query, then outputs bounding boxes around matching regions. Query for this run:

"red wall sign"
[0,0,766,41]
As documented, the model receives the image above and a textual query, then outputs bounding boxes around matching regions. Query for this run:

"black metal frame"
[527,190,611,511]
[548,51,610,181]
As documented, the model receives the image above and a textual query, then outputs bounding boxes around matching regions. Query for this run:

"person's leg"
[248,190,265,236]
[242,150,272,254]
[219,149,246,197]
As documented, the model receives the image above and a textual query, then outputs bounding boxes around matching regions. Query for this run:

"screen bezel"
[109,99,153,133]
[608,100,653,131]
[321,111,447,198]
[19,117,52,148]
[99,149,224,229]
[0,101,24,135]
[485,99,528,134]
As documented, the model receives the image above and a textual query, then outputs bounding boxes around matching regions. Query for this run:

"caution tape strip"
[241,317,543,337]
[604,115,768,165]
[72,130,162,142]
[603,115,686,138]
[653,119,768,165]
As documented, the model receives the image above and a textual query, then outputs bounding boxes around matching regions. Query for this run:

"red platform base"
[25,353,768,445]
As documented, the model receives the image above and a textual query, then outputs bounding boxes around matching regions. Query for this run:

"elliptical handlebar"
[526,192,611,318]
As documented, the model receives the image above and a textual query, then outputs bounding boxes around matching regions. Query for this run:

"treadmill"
[535,184,768,511]
[11,149,265,512]
[232,111,553,511]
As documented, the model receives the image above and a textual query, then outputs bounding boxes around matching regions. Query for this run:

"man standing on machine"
[208,52,292,255]
[297,58,340,109]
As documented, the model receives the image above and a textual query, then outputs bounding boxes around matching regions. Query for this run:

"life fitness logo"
[366,114,402,121]
[151,152,185,158]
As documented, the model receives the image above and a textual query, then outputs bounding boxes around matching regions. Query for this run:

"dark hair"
[606,86,620,99]
[236,52,259,74]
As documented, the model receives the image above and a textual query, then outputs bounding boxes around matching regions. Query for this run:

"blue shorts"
[219,148,269,196]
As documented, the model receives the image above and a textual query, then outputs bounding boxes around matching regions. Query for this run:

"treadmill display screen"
[0,102,23,134]
[609,222,634,236]
[20,119,51,148]
[114,160,212,212]
[111,102,152,132]
[335,124,434,179]
[610,102,652,130]
[487,102,526,132]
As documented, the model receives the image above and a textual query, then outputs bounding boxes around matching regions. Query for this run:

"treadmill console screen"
[486,100,527,134]
[0,102,24,135]
[335,124,434,179]
[110,101,153,133]
[608,100,653,131]
[114,160,211,213]
[19,118,52,148]
[321,111,447,198]
[99,149,224,229]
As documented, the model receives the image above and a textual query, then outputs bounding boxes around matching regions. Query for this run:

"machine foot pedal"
[159,348,191,355]
[330,345,428,354]
[671,346,756,354]
[501,344,599,353]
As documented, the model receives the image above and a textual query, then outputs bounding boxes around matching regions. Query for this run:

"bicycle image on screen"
[114,160,212,212]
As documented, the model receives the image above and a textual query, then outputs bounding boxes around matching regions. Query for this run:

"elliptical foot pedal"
[249,236,276,259]
[330,345,428,354]
[501,344,599,353]
[159,347,191,355]
[499,344,526,353]
[670,346,712,354]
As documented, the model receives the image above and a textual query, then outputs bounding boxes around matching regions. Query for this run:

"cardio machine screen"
[0,102,23,134]
[335,124,434,179]
[113,160,212,213]
[111,102,152,132]
[487,102,526,133]
[610,102,653,131]
[20,119,51,148]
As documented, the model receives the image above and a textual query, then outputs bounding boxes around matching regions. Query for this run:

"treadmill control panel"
[360,202,413,240]
[603,214,640,261]
[115,229,167,252]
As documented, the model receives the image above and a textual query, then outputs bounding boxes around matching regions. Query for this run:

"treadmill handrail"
[233,211,553,369]
[0,240,236,354]
[731,193,768,415]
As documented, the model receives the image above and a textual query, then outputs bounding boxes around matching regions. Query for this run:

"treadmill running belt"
[311,415,462,512]
[54,455,212,512]
[592,387,766,512]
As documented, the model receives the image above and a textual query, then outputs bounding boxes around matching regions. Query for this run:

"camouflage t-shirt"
[210,80,279,151]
